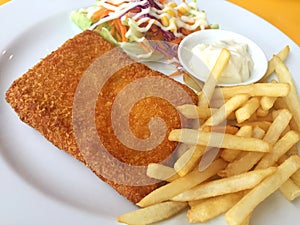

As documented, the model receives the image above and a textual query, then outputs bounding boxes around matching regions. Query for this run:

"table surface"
[228,0,300,46]
[0,0,10,6]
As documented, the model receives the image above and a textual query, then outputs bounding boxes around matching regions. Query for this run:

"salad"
[71,0,217,61]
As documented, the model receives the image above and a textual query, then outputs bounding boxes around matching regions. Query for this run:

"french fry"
[175,142,191,158]
[219,152,263,177]
[291,170,300,187]
[273,96,287,108]
[273,98,299,131]
[236,121,271,132]
[118,201,187,225]
[278,154,289,164]
[220,125,253,162]
[252,126,266,139]
[289,119,298,132]
[279,178,300,201]
[287,145,299,156]
[235,97,260,123]
[225,155,300,225]
[172,167,276,202]
[147,163,180,182]
[218,83,290,99]
[183,72,204,92]
[187,191,245,223]
[255,130,300,169]
[168,129,271,152]
[202,125,239,135]
[198,48,230,107]
[221,109,292,176]
[271,121,292,139]
[274,55,300,131]
[204,94,249,126]
[116,45,300,225]
[174,145,206,177]
[177,105,236,121]
[260,80,278,110]
[255,107,269,117]
[218,126,265,177]
[263,109,292,144]
[247,111,274,122]
[273,97,293,126]
[259,45,290,82]
[240,214,251,225]
[245,112,258,122]
[260,96,277,110]
[137,159,227,207]
[198,90,228,108]
[198,147,221,171]
[177,104,217,119]
[271,109,283,122]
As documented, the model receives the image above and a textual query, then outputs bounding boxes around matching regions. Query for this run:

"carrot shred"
[181,27,192,36]
[119,21,128,42]
[150,29,164,40]
[91,8,111,21]
[129,8,141,14]
[113,19,128,42]
[170,38,182,44]
[177,12,183,18]
[110,24,116,36]
[151,24,159,32]
[159,0,167,4]
[116,32,122,42]
[169,70,181,77]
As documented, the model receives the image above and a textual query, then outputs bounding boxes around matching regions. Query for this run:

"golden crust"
[5,30,197,204]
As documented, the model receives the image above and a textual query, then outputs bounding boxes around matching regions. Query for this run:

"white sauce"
[91,0,148,27]
[191,40,254,84]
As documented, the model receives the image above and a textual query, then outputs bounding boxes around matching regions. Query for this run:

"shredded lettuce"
[70,11,92,30]
[99,27,120,46]
[121,42,165,62]
[124,18,144,42]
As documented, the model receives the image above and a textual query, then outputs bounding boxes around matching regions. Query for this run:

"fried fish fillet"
[5,30,197,204]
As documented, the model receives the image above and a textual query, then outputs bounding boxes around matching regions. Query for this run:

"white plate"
[0,0,300,225]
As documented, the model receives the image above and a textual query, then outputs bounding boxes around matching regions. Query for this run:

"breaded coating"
[5,30,197,204]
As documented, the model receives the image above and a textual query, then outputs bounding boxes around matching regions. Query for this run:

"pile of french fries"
[118,45,300,225]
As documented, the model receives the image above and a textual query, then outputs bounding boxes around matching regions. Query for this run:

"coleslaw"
[71,0,217,61]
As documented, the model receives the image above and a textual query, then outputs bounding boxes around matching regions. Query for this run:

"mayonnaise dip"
[191,40,254,84]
